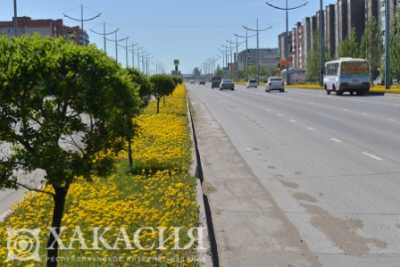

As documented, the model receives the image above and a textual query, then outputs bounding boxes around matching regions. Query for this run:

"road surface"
[189,84,400,267]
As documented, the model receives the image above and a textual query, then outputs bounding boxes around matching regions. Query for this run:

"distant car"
[199,80,206,85]
[266,77,285,92]
[211,76,222,88]
[247,79,258,88]
[220,79,235,90]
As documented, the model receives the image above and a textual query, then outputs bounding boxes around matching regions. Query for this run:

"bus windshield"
[341,62,369,75]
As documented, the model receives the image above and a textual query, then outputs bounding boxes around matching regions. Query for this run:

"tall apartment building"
[303,17,312,67]
[310,15,318,50]
[0,17,89,45]
[325,4,336,58]
[336,0,348,56]
[292,22,305,69]
[278,32,292,63]
[347,0,366,41]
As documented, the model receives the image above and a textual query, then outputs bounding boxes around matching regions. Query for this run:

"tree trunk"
[163,96,166,105]
[128,136,133,171]
[156,97,160,113]
[47,186,68,267]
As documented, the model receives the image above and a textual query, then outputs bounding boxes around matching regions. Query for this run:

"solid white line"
[362,152,383,161]
[330,138,343,143]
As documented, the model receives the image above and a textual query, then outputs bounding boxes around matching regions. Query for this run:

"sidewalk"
[189,92,319,267]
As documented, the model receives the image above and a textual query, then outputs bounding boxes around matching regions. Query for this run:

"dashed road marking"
[289,119,297,123]
[307,127,316,131]
[330,138,343,143]
[362,152,383,161]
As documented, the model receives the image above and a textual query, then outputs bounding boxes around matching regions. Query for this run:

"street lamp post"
[13,0,18,36]
[384,0,390,89]
[243,18,272,83]
[266,0,308,85]
[90,23,119,54]
[319,0,325,87]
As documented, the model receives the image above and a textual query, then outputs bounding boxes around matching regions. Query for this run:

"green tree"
[339,29,361,58]
[0,36,139,267]
[127,68,152,107]
[390,11,400,80]
[306,31,321,81]
[360,17,383,80]
[150,74,176,113]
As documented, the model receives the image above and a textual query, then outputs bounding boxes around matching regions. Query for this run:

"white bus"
[323,58,370,96]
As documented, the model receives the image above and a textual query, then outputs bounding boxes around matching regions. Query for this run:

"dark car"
[199,80,206,85]
[220,79,235,90]
[211,76,222,88]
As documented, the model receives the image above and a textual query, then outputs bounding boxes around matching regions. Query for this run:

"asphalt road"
[189,84,400,266]
[0,142,44,221]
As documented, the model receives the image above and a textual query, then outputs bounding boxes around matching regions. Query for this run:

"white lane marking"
[277,113,284,117]
[330,138,343,143]
[289,119,297,123]
[307,127,316,131]
[362,152,383,161]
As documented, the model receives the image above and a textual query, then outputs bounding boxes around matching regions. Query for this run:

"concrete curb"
[187,96,219,267]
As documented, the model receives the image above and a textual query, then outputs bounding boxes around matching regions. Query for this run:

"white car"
[247,79,258,88]
[266,77,285,92]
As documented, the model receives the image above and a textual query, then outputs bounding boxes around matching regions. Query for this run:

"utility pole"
[13,0,18,36]
[243,18,272,83]
[90,23,118,54]
[319,0,325,86]
[384,0,390,89]
[108,31,128,64]
[64,4,102,43]
[130,43,138,69]
[137,47,142,72]
[266,0,308,85]
[235,32,256,80]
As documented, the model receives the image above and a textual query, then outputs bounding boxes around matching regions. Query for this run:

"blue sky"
[0,0,335,73]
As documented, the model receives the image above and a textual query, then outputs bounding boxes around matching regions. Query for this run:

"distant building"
[278,32,292,64]
[325,4,336,59]
[237,48,279,71]
[303,17,312,67]
[347,0,366,41]
[0,17,89,45]
[292,22,305,69]
[336,0,348,57]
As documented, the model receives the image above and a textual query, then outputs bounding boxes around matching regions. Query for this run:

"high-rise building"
[303,17,312,67]
[278,32,292,62]
[292,22,305,69]
[310,15,318,50]
[0,17,89,45]
[347,0,366,41]
[336,0,348,57]
[325,4,336,58]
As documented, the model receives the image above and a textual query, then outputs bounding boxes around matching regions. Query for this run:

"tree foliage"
[0,35,140,267]
[150,74,176,113]
[306,31,321,81]
[360,18,383,80]
[127,68,152,107]
[390,11,400,80]
[339,29,361,58]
